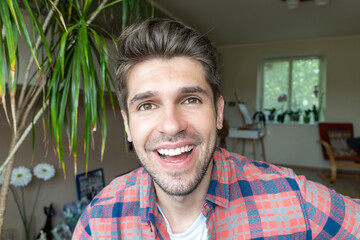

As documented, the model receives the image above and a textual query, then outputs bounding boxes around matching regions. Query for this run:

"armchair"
[318,122,360,182]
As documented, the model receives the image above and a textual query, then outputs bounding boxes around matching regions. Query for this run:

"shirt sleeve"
[72,207,92,240]
[294,173,360,239]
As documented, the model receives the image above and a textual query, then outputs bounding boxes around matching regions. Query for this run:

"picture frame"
[76,168,105,200]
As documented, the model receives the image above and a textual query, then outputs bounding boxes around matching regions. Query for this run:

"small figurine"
[37,203,55,240]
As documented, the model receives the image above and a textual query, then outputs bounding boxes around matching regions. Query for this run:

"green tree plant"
[0,0,152,236]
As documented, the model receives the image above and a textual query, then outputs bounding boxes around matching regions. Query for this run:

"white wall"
[219,36,360,167]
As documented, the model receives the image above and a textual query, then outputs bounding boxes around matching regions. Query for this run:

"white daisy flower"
[10,167,32,187]
[33,163,55,181]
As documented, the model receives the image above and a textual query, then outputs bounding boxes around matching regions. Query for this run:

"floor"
[289,166,360,199]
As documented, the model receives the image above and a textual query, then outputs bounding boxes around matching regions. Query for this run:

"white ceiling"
[153,0,360,46]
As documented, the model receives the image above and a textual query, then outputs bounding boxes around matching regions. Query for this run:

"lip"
[152,143,196,171]
[153,141,195,150]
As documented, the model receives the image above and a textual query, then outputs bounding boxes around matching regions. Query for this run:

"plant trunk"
[0,132,19,237]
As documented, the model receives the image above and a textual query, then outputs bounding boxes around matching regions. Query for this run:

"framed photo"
[76,168,105,200]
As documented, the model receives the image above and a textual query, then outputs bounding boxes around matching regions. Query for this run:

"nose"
[158,105,187,137]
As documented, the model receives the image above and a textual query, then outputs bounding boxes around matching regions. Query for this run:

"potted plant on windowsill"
[276,94,288,123]
[288,109,301,122]
[303,109,312,123]
[277,111,286,123]
[312,105,320,122]
[265,108,276,121]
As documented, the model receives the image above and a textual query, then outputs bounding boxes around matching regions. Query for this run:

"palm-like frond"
[1,0,151,175]
[0,0,153,233]
[44,0,152,175]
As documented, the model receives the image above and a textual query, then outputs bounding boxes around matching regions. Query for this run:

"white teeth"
[157,145,194,156]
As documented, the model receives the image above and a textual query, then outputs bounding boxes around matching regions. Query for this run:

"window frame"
[257,55,326,122]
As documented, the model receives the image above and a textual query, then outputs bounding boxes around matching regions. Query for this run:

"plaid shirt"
[73,148,360,239]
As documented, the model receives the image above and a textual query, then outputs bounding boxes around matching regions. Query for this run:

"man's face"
[122,57,224,196]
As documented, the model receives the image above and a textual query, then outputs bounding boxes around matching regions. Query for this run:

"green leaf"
[21,0,52,67]
[82,0,92,16]
[89,0,124,20]
[70,45,81,173]
[0,23,5,100]
[122,0,128,30]
[5,0,20,31]
[84,94,91,173]
[49,75,62,173]
[88,53,97,132]
[0,0,16,81]
[58,24,79,79]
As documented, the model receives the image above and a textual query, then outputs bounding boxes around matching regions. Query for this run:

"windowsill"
[266,121,318,126]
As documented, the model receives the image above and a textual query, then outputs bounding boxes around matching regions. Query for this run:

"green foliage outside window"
[262,57,321,115]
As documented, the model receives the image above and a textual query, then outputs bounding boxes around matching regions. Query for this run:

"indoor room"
[1,0,359,239]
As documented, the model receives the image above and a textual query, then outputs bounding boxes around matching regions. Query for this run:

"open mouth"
[156,145,194,163]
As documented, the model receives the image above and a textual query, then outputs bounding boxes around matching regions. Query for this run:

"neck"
[155,161,213,234]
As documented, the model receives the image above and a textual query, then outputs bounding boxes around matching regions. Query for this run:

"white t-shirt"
[157,204,208,240]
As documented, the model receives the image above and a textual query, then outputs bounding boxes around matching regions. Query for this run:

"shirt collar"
[204,147,230,208]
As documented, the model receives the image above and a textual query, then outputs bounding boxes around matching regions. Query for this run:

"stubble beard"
[134,131,217,197]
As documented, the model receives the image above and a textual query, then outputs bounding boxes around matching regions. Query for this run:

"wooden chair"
[318,123,360,182]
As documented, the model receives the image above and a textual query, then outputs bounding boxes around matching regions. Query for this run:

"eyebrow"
[128,86,210,107]
[129,91,157,106]
[178,86,209,96]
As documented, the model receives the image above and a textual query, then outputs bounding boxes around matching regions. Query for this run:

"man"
[73,18,360,239]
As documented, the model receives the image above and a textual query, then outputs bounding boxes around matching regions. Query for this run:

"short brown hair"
[115,18,221,115]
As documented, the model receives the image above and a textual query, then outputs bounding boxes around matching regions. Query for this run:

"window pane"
[263,61,289,111]
[291,58,320,110]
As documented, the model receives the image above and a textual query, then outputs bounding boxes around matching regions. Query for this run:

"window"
[258,56,325,122]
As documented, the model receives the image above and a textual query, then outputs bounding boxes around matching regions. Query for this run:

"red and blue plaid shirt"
[73,148,360,239]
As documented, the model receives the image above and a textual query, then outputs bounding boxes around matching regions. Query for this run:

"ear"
[121,110,132,142]
[216,96,224,130]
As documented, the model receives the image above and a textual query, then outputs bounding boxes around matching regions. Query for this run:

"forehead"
[126,57,212,102]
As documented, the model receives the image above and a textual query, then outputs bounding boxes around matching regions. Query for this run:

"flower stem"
[10,186,26,222]
[21,188,29,239]
[29,180,42,232]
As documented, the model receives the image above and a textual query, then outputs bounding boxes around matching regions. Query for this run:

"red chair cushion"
[318,123,360,162]
[327,129,357,157]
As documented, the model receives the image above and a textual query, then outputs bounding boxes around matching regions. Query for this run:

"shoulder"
[214,147,297,182]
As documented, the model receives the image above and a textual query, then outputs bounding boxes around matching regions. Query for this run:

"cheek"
[187,111,217,137]
[128,117,155,146]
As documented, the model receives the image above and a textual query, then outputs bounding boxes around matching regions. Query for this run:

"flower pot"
[277,114,285,123]
[268,114,275,121]
[303,116,311,123]
[292,115,300,122]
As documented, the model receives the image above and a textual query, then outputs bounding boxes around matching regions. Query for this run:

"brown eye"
[184,97,201,104]
[139,103,156,111]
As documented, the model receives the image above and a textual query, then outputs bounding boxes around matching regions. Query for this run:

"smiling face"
[122,57,224,197]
